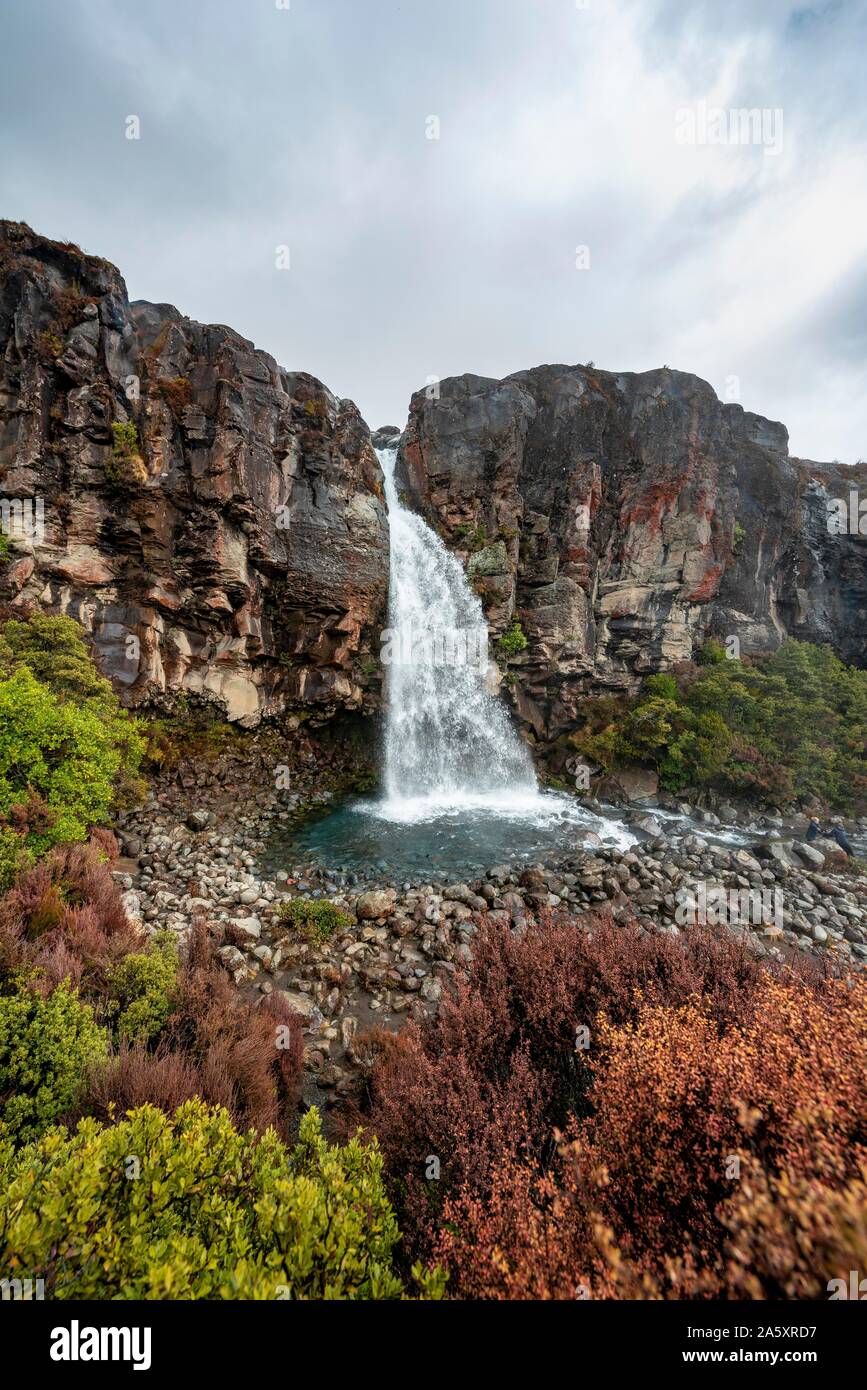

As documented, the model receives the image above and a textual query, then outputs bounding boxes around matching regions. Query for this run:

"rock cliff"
[3,223,865,746]
[0,221,388,724]
[398,366,867,742]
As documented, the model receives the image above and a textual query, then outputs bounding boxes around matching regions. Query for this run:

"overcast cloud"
[1,0,865,460]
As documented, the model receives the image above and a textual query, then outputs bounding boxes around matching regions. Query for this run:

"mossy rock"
[467,541,509,578]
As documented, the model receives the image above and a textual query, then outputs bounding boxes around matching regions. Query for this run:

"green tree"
[0,614,144,831]
[0,666,127,851]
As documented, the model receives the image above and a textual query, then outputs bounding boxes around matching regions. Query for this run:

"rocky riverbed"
[113,755,867,1112]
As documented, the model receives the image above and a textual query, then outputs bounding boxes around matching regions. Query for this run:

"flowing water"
[264,444,635,882]
[377,442,536,811]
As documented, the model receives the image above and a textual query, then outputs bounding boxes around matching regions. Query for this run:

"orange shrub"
[432,971,867,1299]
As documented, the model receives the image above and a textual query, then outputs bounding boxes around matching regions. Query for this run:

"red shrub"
[69,920,305,1134]
[0,836,141,993]
[431,970,867,1299]
[366,910,776,1261]
[75,1043,205,1123]
[157,924,304,1134]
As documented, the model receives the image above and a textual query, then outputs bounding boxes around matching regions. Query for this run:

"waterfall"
[376,444,538,819]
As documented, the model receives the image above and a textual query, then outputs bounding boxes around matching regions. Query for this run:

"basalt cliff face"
[398,367,867,743]
[2,223,865,741]
[0,221,388,724]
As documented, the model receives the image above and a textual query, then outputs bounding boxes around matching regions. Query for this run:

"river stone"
[356,889,397,920]
[277,989,321,1024]
[762,841,800,870]
[793,841,826,868]
[633,814,663,837]
[231,916,261,943]
[120,889,142,926]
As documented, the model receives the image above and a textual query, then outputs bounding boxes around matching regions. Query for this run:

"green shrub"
[696,638,727,666]
[0,1101,445,1299]
[277,897,352,944]
[1,614,125,710]
[142,705,241,772]
[497,619,528,659]
[0,827,33,892]
[109,421,147,486]
[107,931,179,1044]
[590,639,867,810]
[0,667,120,852]
[0,981,108,1143]
[0,617,144,850]
[111,420,139,456]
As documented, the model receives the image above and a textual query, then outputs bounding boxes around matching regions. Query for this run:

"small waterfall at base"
[376,443,537,819]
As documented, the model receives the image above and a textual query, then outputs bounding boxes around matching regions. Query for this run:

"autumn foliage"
[366,911,866,1299]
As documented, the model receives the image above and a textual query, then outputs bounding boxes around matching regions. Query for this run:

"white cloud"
[0,0,863,459]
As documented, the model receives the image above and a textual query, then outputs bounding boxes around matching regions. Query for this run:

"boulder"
[793,840,826,868]
[230,916,261,943]
[356,889,397,920]
[632,814,663,837]
[596,767,659,805]
[811,837,851,871]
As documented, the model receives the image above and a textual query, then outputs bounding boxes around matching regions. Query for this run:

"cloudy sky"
[1,0,865,460]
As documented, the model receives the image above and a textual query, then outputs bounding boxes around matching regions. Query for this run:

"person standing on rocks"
[829,821,854,856]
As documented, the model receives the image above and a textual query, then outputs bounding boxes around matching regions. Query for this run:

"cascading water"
[262,437,635,882]
[377,443,537,816]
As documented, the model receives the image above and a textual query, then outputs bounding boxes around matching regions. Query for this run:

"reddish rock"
[0,221,388,724]
[399,365,867,742]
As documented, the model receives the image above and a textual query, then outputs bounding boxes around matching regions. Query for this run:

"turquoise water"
[262,791,635,883]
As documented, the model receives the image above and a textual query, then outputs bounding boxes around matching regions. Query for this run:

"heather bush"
[367,906,863,1300]
[366,911,769,1261]
[432,971,867,1299]
[0,1100,445,1299]
[0,980,108,1143]
[155,924,304,1134]
[0,837,140,994]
